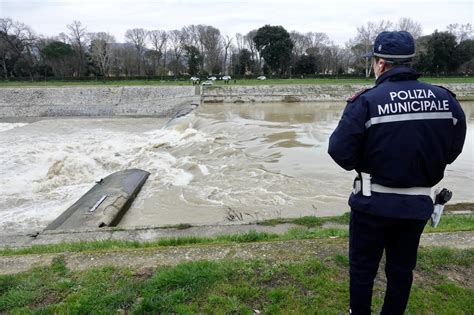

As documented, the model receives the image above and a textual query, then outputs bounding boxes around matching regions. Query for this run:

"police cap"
[363,31,415,60]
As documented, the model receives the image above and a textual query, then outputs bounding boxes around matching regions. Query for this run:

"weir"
[44,169,150,231]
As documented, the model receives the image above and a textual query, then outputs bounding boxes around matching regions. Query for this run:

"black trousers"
[349,210,427,315]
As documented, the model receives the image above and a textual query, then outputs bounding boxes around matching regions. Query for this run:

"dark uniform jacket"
[328,67,467,220]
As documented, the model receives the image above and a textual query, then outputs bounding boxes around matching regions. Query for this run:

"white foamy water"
[0,122,28,132]
[0,117,208,234]
[1,102,473,234]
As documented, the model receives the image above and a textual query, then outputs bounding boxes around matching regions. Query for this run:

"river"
[0,102,472,234]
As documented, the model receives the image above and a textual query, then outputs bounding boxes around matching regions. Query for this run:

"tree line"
[0,17,472,80]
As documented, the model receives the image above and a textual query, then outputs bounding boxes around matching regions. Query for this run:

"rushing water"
[1,102,473,234]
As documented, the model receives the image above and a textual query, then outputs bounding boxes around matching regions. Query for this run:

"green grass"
[1,76,473,87]
[417,246,474,272]
[424,213,474,233]
[1,213,471,257]
[1,247,472,314]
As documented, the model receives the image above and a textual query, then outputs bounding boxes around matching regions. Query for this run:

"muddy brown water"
[0,102,473,234]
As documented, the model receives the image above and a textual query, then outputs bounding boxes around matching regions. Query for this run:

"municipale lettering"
[378,89,449,116]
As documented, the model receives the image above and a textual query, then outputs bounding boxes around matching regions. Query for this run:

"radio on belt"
[431,188,452,228]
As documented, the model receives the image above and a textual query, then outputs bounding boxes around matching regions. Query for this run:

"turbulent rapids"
[0,102,473,235]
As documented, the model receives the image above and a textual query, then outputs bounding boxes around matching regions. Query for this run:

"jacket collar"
[375,66,421,85]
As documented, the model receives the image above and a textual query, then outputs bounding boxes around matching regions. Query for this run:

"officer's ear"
[375,58,387,73]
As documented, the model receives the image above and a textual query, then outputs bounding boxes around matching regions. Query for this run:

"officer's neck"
[375,66,419,85]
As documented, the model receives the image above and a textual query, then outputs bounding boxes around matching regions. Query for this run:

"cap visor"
[361,52,374,58]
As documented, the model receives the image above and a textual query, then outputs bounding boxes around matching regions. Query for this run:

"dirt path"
[0,231,472,275]
[420,231,474,249]
[0,238,346,275]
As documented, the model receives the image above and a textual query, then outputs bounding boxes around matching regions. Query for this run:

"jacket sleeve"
[447,98,467,164]
[328,97,368,171]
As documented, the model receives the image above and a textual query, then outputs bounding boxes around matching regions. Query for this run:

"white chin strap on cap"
[373,52,416,59]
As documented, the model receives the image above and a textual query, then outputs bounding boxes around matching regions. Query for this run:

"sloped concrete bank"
[1,84,472,118]
[202,84,474,103]
[0,86,200,118]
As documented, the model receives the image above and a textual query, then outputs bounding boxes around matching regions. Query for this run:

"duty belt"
[353,172,432,197]
[371,183,431,196]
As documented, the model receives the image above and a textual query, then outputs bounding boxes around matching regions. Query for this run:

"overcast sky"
[1,0,473,44]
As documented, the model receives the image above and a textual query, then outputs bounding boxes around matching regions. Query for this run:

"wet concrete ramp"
[45,169,150,231]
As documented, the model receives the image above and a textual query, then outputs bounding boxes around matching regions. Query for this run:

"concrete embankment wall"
[202,84,474,103]
[1,84,472,118]
[0,86,199,118]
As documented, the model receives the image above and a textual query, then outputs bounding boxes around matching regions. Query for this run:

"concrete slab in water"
[45,169,150,231]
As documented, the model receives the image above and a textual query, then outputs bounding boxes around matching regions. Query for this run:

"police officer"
[328,31,466,314]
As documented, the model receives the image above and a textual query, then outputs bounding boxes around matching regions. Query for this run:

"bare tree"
[446,23,473,43]
[355,20,393,77]
[235,33,244,51]
[244,29,260,73]
[57,32,69,43]
[306,32,330,54]
[181,25,205,71]
[396,18,423,39]
[67,20,88,76]
[125,28,147,75]
[147,30,167,74]
[193,25,206,71]
[109,43,136,76]
[290,31,308,57]
[168,29,186,75]
[340,43,355,74]
[222,35,233,74]
[182,25,200,47]
[89,32,116,76]
[197,25,222,73]
[320,43,346,75]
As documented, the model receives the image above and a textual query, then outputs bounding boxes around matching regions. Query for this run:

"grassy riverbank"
[1,76,473,87]
[1,244,472,313]
[1,213,472,313]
